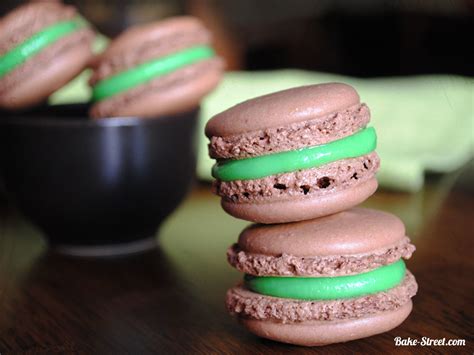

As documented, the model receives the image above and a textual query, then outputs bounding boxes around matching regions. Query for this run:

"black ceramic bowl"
[0,104,198,256]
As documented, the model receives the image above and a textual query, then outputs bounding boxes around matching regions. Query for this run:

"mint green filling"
[0,17,88,79]
[212,127,377,181]
[244,260,406,300]
[92,45,215,101]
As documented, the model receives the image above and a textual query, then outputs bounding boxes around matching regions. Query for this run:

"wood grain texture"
[0,162,473,354]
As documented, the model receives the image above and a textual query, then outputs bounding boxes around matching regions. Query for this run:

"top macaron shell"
[0,2,94,109]
[89,16,224,118]
[206,83,360,138]
[206,83,380,224]
[205,83,369,159]
[228,208,416,277]
[239,208,405,257]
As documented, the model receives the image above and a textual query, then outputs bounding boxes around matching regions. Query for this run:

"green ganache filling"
[92,45,215,101]
[244,259,406,300]
[212,126,377,182]
[0,17,88,79]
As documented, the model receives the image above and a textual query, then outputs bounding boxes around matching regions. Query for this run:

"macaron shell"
[208,103,370,160]
[90,17,212,84]
[221,177,378,224]
[240,300,412,347]
[227,237,415,277]
[100,17,208,58]
[227,272,417,322]
[214,152,379,202]
[205,83,360,138]
[238,206,405,257]
[0,29,94,109]
[90,57,223,118]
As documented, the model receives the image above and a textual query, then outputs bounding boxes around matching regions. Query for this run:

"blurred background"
[0,0,473,197]
[2,0,472,75]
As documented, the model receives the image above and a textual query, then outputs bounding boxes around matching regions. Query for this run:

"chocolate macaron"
[206,83,380,224]
[90,16,223,118]
[226,208,417,346]
[0,2,94,109]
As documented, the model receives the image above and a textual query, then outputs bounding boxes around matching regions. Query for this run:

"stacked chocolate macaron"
[206,84,379,223]
[206,83,418,346]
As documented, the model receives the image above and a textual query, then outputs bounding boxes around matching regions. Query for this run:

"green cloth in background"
[198,71,473,192]
[49,35,109,105]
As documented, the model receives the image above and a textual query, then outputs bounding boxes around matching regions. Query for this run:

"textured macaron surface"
[215,153,379,204]
[90,17,222,106]
[228,235,413,277]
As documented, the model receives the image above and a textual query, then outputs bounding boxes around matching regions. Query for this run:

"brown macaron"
[89,16,224,118]
[206,83,380,224]
[226,208,418,346]
[0,2,94,109]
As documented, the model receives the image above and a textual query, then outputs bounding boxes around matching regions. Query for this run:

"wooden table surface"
[0,163,473,354]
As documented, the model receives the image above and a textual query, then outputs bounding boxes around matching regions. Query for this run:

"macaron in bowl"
[89,16,224,118]
[0,2,94,109]
[226,208,418,346]
[206,83,380,224]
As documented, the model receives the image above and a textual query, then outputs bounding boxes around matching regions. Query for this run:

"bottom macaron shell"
[226,272,417,322]
[0,30,93,109]
[90,59,222,118]
[221,177,378,224]
[240,300,412,347]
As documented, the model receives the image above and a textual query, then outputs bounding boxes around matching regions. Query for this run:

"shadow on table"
[0,247,200,352]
